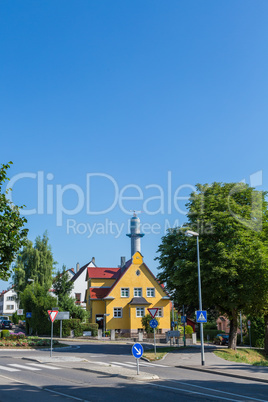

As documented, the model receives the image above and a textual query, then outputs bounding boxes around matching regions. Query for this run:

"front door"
[95,315,104,330]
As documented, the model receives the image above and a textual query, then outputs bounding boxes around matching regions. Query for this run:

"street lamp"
[185,230,205,366]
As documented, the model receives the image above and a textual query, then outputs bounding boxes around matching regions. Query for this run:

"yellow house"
[86,251,170,335]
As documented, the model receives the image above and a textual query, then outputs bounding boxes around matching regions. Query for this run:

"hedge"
[81,323,98,336]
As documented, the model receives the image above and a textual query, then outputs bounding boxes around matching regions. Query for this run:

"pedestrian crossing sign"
[196,310,207,323]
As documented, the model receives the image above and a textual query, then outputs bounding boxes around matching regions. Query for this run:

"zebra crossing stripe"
[110,362,135,368]
[27,363,60,370]
[126,361,168,368]
[0,365,20,372]
[8,364,41,371]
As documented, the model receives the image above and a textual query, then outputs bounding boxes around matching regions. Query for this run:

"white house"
[0,287,19,317]
[70,258,96,309]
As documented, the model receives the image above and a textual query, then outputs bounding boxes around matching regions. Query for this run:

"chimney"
[121,256,126,268]
[76,262,80,273]
[92,257,95,264]
[71,268,75,273]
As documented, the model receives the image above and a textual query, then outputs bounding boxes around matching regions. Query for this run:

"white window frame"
[134,288,142,297]
[136,307,145,317]
[113,308,123,318]
[156,308,163,317]
[146,288,155,297]
[121,288,129,298]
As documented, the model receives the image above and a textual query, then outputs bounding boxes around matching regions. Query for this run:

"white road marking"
[126,361,169,367]
[110,362,136,368]
[0,365,20,372]
[27,363,60,370]
[8,364,41,371]
[170,380,268,402]
[149,382,245,402]
[44,388,90,402]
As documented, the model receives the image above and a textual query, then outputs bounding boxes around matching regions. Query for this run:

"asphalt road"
[0,342,267,401]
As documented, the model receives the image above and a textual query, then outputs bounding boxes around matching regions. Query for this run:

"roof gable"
[104,252,169,299]
[71,260,96,283]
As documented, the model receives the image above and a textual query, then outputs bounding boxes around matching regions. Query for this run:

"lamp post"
[185,230,205,366]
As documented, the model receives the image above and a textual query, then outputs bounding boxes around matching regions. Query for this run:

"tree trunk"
[264,314,268,356]
[228,310,238,350]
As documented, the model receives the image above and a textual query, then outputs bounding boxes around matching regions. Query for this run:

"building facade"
[86,251,170,335]
[70,259,96,309]
[0,287,18,317]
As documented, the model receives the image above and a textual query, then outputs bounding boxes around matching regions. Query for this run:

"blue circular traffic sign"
[149,318,158,328]
[132,343,143,359]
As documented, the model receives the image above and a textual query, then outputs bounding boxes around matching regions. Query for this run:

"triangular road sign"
[48,310,59,323]
[147,308,159,318]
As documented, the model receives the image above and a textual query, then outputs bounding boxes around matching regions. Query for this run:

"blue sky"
[1,1,268,291]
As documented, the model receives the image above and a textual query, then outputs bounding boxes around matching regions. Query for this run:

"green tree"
[20,282,57,335]
[0,162,28,280]
[53,265,87,321]
[53,265,74,304]
[156,182,268,350]
[13,232,56,295]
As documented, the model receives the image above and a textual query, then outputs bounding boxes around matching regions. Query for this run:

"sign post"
[181,308,187,347]
[248,320,251,348]
[148,308,159,357]
[47,310,58,357]
[149,319,158,357]
[132,343,143,375]
[54,311,70,338]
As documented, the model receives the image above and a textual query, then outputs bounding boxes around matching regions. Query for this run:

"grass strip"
[214,348,268,366]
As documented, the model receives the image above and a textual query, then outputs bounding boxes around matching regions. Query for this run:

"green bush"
[60,319,83,337]
[81,323,98,336]
[141,314,159,333]
[185,325,193,335]
[12,312,20,325]
[1,330,10,338]
[203,329,221,340]
[204,321,217,330]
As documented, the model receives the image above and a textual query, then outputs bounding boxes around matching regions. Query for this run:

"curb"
[176,365,268,384]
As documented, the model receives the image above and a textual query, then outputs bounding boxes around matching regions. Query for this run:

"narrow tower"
[126,212,144,256]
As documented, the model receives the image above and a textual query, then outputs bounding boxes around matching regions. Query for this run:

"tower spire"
[126,213,144,256]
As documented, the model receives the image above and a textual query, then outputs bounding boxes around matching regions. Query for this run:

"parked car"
[1,320,12,330]
[213,334,229,345]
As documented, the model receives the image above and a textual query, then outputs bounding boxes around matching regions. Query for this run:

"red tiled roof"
[87,267,121,279]
[90,288,111,299]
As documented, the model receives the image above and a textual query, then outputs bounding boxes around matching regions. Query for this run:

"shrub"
[203,329,221,340]
[61,319,83,337]
[185,325,194,335]
[1,330,10,338]
[81,323,98,336]
[141,314,159,334]
[11,312,20,324]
